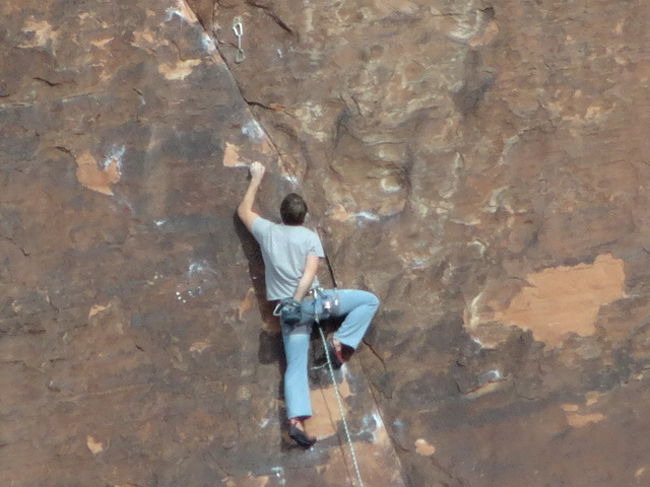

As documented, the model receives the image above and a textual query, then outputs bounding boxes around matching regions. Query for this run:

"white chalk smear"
[241,120,266,143]
[478,369,502,385]
[101,144,126,173]
[165,1,196,23]
[360,410,384,442]
[188,260,218,276]
[202,32,216,52]
[354,211,380,223]
[283,175,299,186]
[270,467,286,486]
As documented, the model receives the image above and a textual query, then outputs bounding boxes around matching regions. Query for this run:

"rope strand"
[318,327,365,487]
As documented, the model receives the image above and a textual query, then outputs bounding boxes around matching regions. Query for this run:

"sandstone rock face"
[206,1,650,485]
[3,0,650,486]
[1,2,403,486]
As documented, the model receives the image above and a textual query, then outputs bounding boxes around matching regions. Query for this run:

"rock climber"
[237,162,380,448]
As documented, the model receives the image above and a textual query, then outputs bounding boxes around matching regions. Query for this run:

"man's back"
[251,218,324,300]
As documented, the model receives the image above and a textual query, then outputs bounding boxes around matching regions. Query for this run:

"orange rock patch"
[158,59,201,80]
[305,377,352,439]
[415,438,436,456]
[495,254,626,346]
[223,142,248,168]
[567,412,606,428]
[75,151,121,196]
[468,254,626,347]
[238,287,256,320]
[86,435,105,455]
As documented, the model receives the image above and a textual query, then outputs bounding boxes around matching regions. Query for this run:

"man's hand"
[250,162,265,183]
[293,254,320,302]
[238,162,265,232]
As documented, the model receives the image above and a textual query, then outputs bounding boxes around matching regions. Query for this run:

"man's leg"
[281,322,312,419]
[329,289,379,349]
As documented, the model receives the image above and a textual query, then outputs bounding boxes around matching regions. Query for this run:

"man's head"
[280,193,308,225]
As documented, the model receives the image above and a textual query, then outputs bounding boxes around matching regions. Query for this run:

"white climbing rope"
[318,326,365,487]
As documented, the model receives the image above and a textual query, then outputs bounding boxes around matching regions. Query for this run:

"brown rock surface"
[4,0,650,486]
[207,1,650,485]
[1,1,403,486]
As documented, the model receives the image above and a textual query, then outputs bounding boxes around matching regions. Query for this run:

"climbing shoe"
[325,339,345,369]
[289,424,317,448]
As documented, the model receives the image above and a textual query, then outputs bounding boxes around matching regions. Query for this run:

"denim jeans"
[280,289,379,419]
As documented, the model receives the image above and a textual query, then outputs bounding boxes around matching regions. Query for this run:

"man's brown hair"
[280,193,307,225]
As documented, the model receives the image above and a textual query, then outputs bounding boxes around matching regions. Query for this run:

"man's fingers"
[250,161,266,179]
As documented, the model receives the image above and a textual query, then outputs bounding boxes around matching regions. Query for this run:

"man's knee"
[367,291,380,308]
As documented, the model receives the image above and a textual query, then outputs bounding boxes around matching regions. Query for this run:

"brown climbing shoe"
[325,338,345,369]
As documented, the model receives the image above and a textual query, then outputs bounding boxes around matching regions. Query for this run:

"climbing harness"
[310,287,339,322]
[318,326,365,487]
[272,298,302,328]
[273,289,338,329]
[232,16,246,63]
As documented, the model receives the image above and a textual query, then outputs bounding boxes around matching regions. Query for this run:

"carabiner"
[232,17,244,37]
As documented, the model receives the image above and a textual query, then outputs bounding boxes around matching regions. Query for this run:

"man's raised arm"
[237,162,265,232]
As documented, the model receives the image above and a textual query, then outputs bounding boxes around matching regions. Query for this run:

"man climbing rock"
[238,162,380,448]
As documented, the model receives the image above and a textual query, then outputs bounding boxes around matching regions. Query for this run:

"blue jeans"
[280,289,379,419]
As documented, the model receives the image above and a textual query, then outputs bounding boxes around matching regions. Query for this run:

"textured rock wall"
[203,0,650,485]
[3,0,650,486]
[1,2,406,486]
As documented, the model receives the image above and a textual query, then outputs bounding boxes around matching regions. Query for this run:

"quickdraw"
[232,16,246,63]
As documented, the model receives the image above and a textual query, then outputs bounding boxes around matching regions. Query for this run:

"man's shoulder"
[295,226,325,255]
[254,216,284,229]
[254,220,321,240]
[251,216,278,241]
[293,225,321,239]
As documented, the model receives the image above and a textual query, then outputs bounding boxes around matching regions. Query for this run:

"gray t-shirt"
[251,217,325,300]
